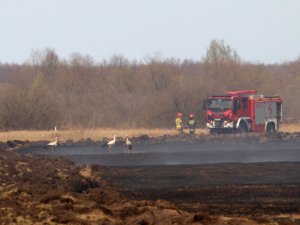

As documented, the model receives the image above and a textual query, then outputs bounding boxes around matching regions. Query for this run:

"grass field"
[0,123,298,142]
[0,128,208,142]
[280,123,300,133]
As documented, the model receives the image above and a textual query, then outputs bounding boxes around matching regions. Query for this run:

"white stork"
[102,135,116,150]
[125,136,133,151]
[47,137,58,152]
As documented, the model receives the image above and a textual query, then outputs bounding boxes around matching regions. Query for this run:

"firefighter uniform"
[175,113,183,132]
[188,114,196,134]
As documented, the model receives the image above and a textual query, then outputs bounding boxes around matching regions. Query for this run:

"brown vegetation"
[0,122,299,142]
[0,40,299,129]
[0,128,208,142]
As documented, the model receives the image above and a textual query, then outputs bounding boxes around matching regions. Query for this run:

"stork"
[102,135,116,150]
[125,136,133,151]
[47,137,58,152]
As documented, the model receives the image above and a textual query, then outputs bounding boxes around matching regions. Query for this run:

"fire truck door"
[255,102,277,125]
[255,102,265,125]
[241,98,249,116]
[264,102,277,118]
[233,99,241,116]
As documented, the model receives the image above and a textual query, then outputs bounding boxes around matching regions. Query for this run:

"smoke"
[17,140,300,166]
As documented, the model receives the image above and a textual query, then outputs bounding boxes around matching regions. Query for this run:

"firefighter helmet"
[189,113,194,118]
[176,112,182,117]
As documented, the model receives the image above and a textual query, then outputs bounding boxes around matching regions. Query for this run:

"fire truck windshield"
[207,99,232,110]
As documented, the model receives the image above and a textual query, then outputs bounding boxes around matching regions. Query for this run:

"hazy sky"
[0,0,299,64]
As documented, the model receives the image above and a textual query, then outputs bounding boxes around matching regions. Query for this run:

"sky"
[0,0,299,64]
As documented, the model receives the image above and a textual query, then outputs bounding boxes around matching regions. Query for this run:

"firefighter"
[175,112,183,133]
[188,113,196,134]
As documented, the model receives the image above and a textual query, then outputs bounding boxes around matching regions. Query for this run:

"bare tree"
[0,42,300,129]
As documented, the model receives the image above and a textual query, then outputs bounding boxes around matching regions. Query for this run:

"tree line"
[0,40,299,130]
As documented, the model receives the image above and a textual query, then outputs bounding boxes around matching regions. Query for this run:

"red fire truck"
[203,90,283,133]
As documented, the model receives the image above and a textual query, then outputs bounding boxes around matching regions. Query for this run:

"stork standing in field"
[47,137,58,152]
[125,136,133,152]
[102,135,116,150]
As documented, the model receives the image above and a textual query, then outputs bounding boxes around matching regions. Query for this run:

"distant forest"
[0,40,299,130]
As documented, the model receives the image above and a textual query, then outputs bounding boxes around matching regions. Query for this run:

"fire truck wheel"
[266,123,276,133]
[238,122,248,133]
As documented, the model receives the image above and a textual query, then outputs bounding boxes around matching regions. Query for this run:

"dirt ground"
[101,163,300,219]
[1,132,300,224]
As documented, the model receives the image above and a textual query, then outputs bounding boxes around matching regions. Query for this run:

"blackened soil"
[3,132,300,224]
[101,163,300,216]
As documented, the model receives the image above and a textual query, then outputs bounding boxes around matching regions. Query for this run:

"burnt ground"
[2,132,300,224]
[101,163,300,217]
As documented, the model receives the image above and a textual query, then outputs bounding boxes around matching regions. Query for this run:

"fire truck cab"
[204,90,282,133]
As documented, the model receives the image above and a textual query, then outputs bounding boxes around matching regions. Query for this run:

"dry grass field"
[280,123,300,133]
[0,128,208,142]
[0,123,298,142]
